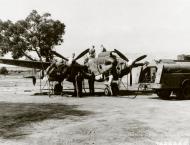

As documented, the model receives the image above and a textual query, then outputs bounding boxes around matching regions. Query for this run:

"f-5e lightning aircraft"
[0,48,147,96]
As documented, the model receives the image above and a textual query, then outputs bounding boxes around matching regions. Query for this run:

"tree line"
[0,10,65,62]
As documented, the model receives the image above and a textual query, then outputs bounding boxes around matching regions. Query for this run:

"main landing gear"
[54,82,63,95]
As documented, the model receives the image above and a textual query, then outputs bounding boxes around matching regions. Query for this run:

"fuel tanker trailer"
[138,59,190,100]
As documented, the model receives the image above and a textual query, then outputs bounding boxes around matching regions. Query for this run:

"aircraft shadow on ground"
[61,90,189,101]
[54,90,154,98]
[36,90,188,101]
[0,103,92,139]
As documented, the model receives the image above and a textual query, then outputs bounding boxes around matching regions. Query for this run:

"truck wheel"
[182,84,190,100]
[156,90,171,100]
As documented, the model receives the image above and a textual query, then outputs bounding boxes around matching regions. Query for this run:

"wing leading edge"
[0,59,51,70]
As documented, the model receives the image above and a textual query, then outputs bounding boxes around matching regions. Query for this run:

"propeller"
[51,51,69,61]
[131,55,147,66]
[74,49,90,61]
[129,55,147,86]
[133,63,145,67]
[114,49,129,62]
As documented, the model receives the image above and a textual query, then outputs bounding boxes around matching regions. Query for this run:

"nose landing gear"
[104,81,119,96]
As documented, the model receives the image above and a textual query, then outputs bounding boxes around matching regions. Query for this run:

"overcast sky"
[1,0,190,59]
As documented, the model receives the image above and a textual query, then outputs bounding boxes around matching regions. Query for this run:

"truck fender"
[181,79,190,87]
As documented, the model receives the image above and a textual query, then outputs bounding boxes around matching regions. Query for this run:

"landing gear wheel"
[111,83,119,96]
[104,87,111,96]
[54,83,63,95]
[156,90,171,100]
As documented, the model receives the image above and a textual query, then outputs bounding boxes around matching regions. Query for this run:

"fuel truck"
[138,55,190,100]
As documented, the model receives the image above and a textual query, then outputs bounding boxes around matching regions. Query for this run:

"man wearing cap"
[84,45,96,95]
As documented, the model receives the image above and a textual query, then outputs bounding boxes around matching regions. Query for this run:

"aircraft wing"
[0,59,51,70]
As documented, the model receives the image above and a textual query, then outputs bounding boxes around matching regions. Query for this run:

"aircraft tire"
[104,87,111,96]
[111,83,119,96]
[54,83,63,95]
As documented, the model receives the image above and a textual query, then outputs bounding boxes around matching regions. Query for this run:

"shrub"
[0,67,8,75]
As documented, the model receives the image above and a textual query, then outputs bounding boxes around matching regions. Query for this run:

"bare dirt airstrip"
[0,75,190,145]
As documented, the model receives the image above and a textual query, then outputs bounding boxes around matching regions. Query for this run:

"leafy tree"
[0,67,8,75]
[0,10,65,61]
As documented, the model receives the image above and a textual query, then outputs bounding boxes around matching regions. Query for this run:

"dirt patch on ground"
[0,103,92,139]
[0,76,190,145]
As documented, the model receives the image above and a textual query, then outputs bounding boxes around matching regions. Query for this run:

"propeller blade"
[132,55,147,65]
[130,71,132,86]
[51,51,68,61]
[133,63,145,67]
[75,49,90,61]
[114,49,129,62]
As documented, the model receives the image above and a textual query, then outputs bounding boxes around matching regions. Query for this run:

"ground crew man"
[83,46,96,95]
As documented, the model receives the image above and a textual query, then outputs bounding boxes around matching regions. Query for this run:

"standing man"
[100,44,107,52]
[89,45,96,58]
[84,45,96,95]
